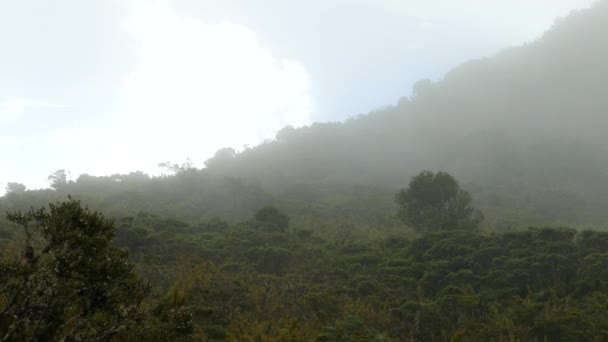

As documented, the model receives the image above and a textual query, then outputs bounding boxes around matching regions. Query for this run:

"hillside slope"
[3,2,608,230]
[202,2,608,228]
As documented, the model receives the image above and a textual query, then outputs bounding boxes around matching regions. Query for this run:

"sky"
[0,0,599,192]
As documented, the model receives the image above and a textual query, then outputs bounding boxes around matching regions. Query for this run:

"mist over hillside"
[201,2,608,228]
[3,2,608,230]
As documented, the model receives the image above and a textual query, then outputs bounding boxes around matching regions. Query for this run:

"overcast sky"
[0,0,598,191]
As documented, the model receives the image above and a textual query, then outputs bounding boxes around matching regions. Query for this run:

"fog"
[3,0,608,226]
[194,1,608,227]
[0,0,596,191]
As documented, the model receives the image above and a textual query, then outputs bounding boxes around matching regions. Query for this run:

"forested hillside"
[201,1,608,229]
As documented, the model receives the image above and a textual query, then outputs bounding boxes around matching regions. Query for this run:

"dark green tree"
[254,206,290,231]
[0,198,149,340]
[395,171,481,233]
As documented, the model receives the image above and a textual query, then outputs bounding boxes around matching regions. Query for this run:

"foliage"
[395,171,481,233]
[47,169,68,190]
[0,199,149,340]
[254,206,290,231]
[4,183,26,194]
[105,208,608,340]
[3,195,608,340]
[158,158,195,175]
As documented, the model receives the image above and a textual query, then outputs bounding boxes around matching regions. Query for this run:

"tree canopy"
[0,199,149,340]
[254,205,290,231]
[4,183,26,194]
[395,171,481,233]
[47,169,68,190]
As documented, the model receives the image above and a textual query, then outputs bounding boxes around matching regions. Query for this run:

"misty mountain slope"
[202,2,608,227]
[3,3,608,231]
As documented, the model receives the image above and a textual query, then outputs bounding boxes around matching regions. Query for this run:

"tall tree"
[47,169,68,190]
[395,171,481,233]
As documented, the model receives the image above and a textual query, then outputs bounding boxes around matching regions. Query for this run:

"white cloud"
[0,135,34,146]
[0,97,64,126]
[0,97,67,192]
[375,0,597,43]
[89,0,316,174]
[418,21,434,30]
[7,0,315,186]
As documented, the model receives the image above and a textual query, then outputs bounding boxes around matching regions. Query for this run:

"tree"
[47,169,68,189]
[5,182,26,194]
[158,158,195,175]
[0,198,149,340]
[254,206,290,231]
[275,125,297,141]
[395,171,481,233]
[204,147,236,169]
[412,78,435,97]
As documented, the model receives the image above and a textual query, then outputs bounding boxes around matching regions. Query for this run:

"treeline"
[1,168,404,241]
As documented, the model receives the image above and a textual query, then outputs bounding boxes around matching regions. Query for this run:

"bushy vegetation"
[107,211,608,340]
[3,187,608,340]
[1,200,155,340]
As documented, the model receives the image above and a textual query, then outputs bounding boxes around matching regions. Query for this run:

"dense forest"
[3,2,608,341]
[4,191,608,340]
